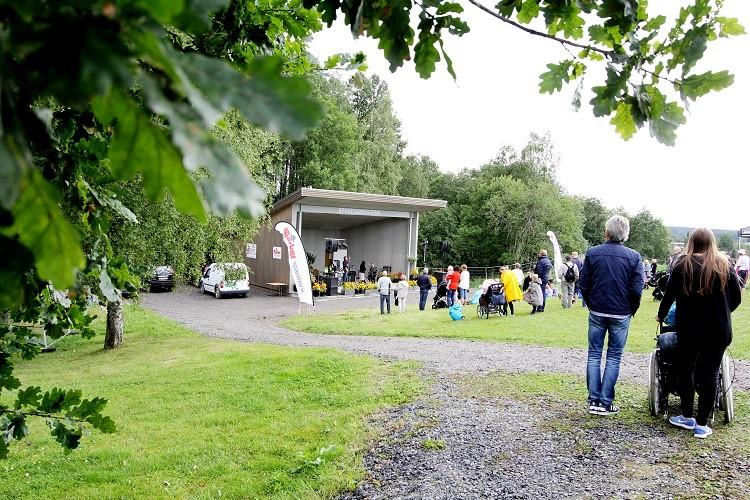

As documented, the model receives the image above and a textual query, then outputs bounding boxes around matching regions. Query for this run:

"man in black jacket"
[534,250,552,312]
[579,215,644,416]
[417,268,432,310]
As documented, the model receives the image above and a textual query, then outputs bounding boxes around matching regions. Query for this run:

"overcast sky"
[309,0,750,230]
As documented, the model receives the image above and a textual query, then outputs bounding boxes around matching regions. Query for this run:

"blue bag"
[449,302,464,321]
[665,303,676,326]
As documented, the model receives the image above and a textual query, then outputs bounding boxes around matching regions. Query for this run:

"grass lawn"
[0,306,422,499]
[459,371,750,496]
[282,291,750,358]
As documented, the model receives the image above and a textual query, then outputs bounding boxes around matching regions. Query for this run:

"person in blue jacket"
[579,215,644,416]
[534,249,552,312]
[416,268,432,311]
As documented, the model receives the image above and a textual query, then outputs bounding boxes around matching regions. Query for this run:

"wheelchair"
[648,325,734,423]
[476,283,506,319]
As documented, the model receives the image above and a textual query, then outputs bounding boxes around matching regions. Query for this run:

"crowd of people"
[373,214,745,439]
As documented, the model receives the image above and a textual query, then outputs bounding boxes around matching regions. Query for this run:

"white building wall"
[343,219,410,276]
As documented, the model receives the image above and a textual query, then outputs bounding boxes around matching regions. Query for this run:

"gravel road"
[140,286,749,391]
[344,374,750,499]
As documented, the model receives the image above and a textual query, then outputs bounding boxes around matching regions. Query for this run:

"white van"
[199,263,250,299]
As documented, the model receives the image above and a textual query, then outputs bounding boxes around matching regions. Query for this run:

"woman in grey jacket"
[523,274,543,314]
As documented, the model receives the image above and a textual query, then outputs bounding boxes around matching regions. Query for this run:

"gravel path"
[343,373,750,499]
[140,287,749,391]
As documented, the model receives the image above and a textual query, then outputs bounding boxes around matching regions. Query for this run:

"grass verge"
[0,305,422,499]
[282,293,750,358]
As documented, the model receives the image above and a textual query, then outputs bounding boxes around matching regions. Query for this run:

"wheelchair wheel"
[648,350,662,417]
[719,354,734,423]
[476,305,482,318]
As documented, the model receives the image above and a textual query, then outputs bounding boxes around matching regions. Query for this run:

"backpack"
[564,263,576,283]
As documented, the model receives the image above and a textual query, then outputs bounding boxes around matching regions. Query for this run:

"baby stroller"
[651,271,669,301]
[476,282,506,319]
[648,324,734,423]
[432,281,449,309]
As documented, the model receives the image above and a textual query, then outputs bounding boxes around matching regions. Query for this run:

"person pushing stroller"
[656,228,742,438]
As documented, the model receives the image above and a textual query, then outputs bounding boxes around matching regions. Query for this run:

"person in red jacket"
[446,264,461,307]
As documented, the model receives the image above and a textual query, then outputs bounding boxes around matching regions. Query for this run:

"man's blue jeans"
[419,289,429,310]
[446,289,455,307]
[586,313,630,406]
[379,294,391,314]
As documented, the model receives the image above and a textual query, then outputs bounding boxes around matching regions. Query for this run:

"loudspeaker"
[325,239,338,253]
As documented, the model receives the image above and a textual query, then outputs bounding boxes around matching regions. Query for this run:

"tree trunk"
[104,300,123,350]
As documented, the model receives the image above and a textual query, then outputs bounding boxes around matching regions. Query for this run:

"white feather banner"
[547,230,564,283]
[275,221,314,306]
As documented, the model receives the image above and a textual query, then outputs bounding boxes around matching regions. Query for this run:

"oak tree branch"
[465,0,612,58]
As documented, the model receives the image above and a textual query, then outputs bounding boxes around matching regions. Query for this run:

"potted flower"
[408,257,417,277]
[355,281,367,295]
[312,282,322,297]
[343,281,356,296]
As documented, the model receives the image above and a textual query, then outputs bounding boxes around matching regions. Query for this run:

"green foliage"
[1,170,85,290]
[1,286,107,458]
[419,133,585,267]
[679,70,734,101]
[717,234,734,253]
[398,155,441,198]
[278,73,409,199]
[285,77,362,195]
[627,210,672,259]
[716,16,747,37]
[307,0,469,75]
[580,197,610,248]
[539,60,584,94]
[610,101,638,141]
[92,91,205,221]
[1,0,323,299]
[108,180,261,285]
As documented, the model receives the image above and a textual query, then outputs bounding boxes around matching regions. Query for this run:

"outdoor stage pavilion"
[246,188,448,295]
